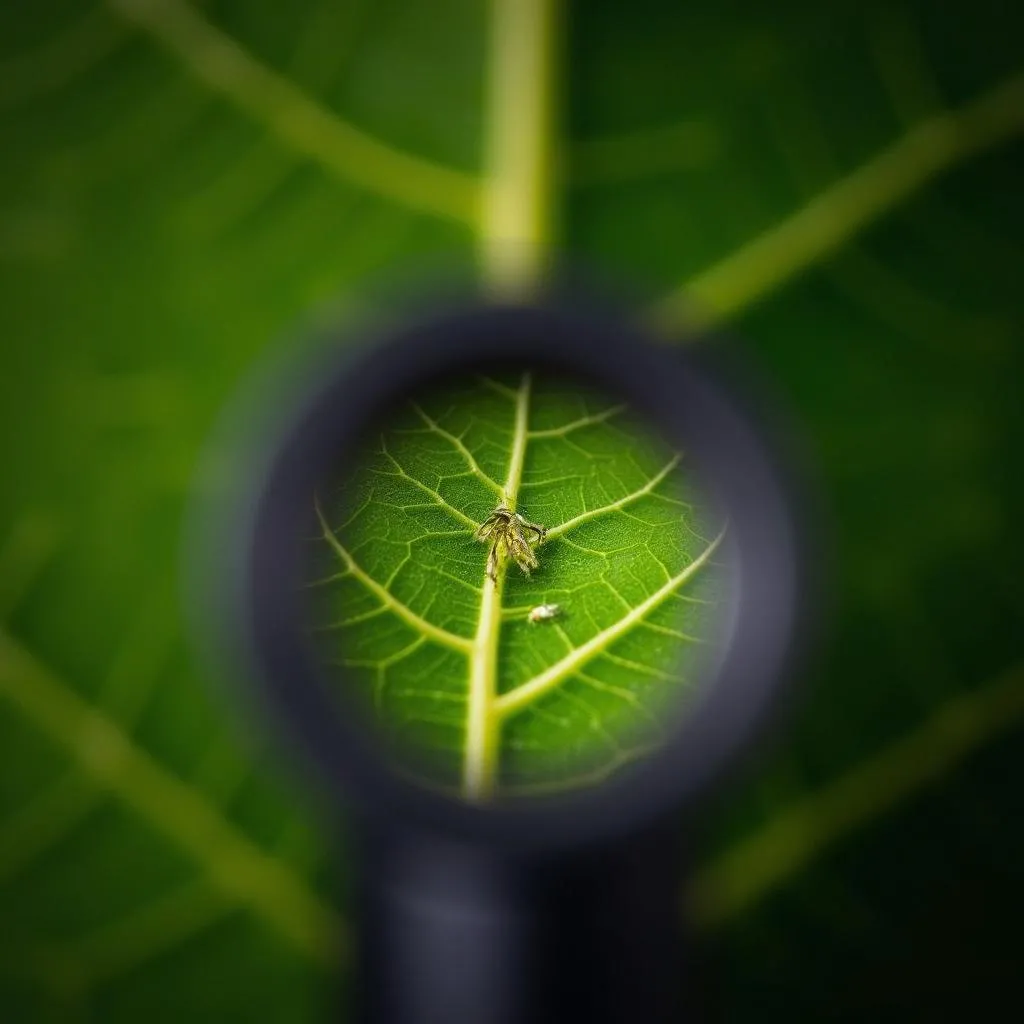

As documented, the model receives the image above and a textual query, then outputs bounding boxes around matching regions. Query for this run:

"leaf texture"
[311,372,725,798]
[0,0,1022,1019]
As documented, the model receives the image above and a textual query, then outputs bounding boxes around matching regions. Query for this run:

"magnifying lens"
[196,298,810,1023]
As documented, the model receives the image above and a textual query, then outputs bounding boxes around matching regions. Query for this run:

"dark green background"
[1,0,1021,1020]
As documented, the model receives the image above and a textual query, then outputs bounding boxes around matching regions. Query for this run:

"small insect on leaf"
[475,504,547,580]
[310,371,726,800]
[528,603,562,624]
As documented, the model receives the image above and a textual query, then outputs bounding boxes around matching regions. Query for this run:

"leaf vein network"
[528,404,627,438]
[377,441,479,528]
[316,377,724,797]
[407,403,505,496]
[545,454,683,540]
[316,501,472,653]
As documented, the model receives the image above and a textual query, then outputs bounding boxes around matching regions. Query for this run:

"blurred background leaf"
[0,0,1021,1020]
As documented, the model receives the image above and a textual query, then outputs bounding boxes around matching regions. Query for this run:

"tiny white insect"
[528,603,562,624]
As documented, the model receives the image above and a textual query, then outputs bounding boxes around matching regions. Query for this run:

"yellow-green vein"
[528,404,627,439]
[0,628,342,964]
[46,878,232,988]
[463,372,533,798]
[496,529,724,717]
[502,372,533,508]
[105,0,480,224]
[378,441,479,529]
[408,403,505,496]
[315,502,473,653]
[689,659,1024,929]
[0,597,176,882]
[545,454,681,541]
[480,0,560,295]
[651,69,1024,329]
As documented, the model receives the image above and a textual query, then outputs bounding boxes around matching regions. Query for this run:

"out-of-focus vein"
[690,660,1024,928]
[652,70,1024,330]
[0,628,343,964]
[105,0,480,224]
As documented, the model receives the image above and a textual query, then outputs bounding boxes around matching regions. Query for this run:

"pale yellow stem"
[462,373,532,798]
[479,0,559,296]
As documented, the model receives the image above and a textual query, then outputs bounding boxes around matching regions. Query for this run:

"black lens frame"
[225,300,810,853]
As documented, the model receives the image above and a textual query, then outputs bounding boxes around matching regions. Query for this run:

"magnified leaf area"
[308,369,728,801]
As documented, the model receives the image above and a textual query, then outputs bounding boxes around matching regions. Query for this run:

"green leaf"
[1,0,1023,1018]
[310,372,726,799]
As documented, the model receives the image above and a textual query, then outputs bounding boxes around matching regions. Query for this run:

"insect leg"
[508,525,538,574]
[517,516,547,543]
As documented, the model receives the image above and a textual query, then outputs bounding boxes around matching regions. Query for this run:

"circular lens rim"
[230,299,810,853]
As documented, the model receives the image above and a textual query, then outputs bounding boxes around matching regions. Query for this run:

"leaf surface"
[311,372,725,797]
[0,0,1022,1019]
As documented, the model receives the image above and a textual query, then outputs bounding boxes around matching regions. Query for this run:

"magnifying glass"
[194,298,811,1023]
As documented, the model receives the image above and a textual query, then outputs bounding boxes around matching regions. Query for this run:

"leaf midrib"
[462,371,531,799]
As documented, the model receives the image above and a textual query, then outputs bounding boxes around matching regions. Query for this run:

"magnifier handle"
[355,822,689,1024]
